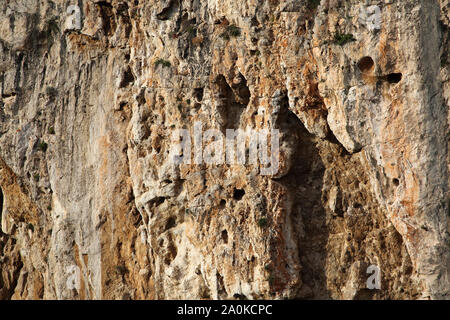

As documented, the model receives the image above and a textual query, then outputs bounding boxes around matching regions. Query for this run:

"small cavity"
[357,56,375,73]
[386,73,402,84]
[221,230,228,243]
[233,188,245,201]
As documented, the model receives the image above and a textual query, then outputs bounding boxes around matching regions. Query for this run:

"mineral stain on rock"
[0,0,449,300]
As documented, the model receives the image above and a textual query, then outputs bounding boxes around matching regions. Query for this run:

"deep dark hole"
[219,199,226,207]
[386,73,402,83]
[119,67,135,88]
[357,56,375,73]
[353,202,362,209]
[221,230,228,243]
[233,188,245,201]
[194,88,204,101]
[154,196,166,206]
[393,178,400,186]
[165,217,176,231]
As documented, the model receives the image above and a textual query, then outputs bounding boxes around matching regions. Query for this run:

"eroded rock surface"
[0,0,448,300]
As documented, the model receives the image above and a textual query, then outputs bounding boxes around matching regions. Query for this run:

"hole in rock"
[233,188,245,201]
[97,1,116,36]
[221,230,228,243]
[385,73,402,84]
[273,95,330,298]
[119,66,135,88]
[357,56,375,73]
[194,88,204,101]
[165,217,176,231]
[393,178,400,186]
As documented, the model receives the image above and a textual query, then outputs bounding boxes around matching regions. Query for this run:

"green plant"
[38,141,48,152]
[154,58,171,68]
[33,174,40,182]
[257,217,268,227]
[186,99,191,105]
[220,25,241,40]
[334,33,356,46]
[27,223,34,232]
[227,25,241,37]
[47,205,52,211]
[48,127,55,135]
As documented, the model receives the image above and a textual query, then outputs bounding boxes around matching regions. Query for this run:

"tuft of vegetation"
[227,25,241,37]
[334,33,356,46]
[38,141,48,152]
[154,58,171,68]
[27,223,34,232]
[257,217,268,228]
[220,25,241,40]
[48,127,55,135]
[47,205,52,211]
[33,174,40,182]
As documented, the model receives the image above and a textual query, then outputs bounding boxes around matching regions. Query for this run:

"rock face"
[0,0,448,300]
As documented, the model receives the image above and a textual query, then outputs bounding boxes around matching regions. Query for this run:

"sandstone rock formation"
[0,0,449,300]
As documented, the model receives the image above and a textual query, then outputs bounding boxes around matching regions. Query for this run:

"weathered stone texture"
[0,0,448,299]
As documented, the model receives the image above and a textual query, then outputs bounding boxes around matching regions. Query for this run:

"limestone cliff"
[0,0,449,300]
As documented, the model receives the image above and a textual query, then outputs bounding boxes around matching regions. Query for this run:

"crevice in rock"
[216,272,227,299]
[97,1,116,37]
[221,230,228,243]
[119,66,135,88]
[164,216,176,231]
[156,0,179,21]
[274,99,329,298]
[213,75,249,131]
